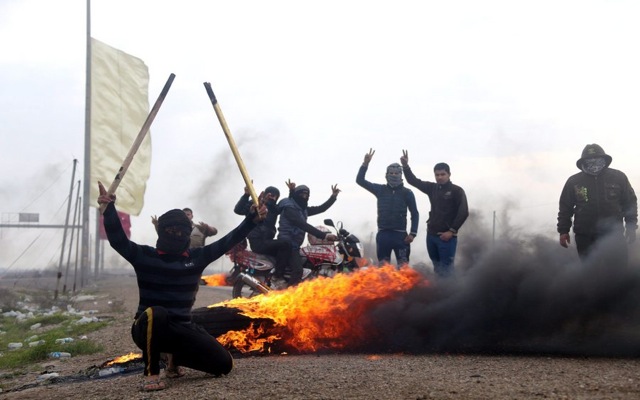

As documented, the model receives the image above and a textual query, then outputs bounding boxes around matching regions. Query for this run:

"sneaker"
[270,277,288,290]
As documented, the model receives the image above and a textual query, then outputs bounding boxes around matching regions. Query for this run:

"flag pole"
[81,0,92,287]
[203,82,259,207]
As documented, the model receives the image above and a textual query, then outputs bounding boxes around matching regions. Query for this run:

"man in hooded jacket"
[234,185,291,289]
[557,143,637,263]
[277,183,339,286]
[98,181,266,391]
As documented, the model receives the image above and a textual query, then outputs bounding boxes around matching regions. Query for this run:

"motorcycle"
[226,219,364,298]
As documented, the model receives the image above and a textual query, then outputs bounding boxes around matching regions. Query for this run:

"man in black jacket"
[234,185,291,289]
[277,183,339,286]
[98,181,266,391]
[400,150,468,277]
[557,143,637,263]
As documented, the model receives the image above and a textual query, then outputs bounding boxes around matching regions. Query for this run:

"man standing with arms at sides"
[557,143,637,265]
[357,148,419,268]
[400,150,469,277]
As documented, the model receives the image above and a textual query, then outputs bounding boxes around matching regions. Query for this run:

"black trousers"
[249,238,291,278]
[574,232,628,266]
[131,306,233,376]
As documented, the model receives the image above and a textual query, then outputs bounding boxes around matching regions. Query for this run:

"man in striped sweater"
[98,181,266,391]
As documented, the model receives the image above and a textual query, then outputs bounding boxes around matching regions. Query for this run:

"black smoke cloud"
[365,214,640,357]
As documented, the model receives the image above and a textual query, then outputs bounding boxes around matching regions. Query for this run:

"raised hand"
[262,190,278,204]
[250,203,268,223]
[285,179,296,191]
[197,222,217,237]
[97,181,116,208]
[331,184,341,197]
[400,149,409,167]
[363,148,375,166]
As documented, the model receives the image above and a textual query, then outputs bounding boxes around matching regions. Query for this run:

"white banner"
[90,38,150,216]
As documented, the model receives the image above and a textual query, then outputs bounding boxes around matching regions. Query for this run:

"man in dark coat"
[277,183,339,286]
[557,143,637,263]
[357,148,419,267]
[234,185,291,289]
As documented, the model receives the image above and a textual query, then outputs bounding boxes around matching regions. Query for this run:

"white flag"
[89,38,150,216]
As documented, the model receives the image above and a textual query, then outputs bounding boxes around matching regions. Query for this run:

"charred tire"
[191,306,274,338]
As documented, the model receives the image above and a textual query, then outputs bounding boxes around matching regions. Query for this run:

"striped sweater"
[103,202,255,322]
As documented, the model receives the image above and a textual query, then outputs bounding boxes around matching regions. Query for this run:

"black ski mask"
[293,185,310,209]
[156,209,192,254]
[264,186,280,207]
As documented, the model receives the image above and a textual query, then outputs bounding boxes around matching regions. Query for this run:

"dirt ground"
[1,273,640,400]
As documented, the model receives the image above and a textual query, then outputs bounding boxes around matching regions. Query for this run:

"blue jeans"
[427,233,457,277]
[376,230,410,267]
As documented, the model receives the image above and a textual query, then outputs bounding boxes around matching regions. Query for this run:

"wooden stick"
[203,82,259,207]
[99,73,176,213]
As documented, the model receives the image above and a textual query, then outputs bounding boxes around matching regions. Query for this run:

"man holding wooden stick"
[98,181,266,391]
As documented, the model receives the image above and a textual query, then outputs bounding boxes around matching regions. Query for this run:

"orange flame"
[202,273,230,286]
[212,265,426,354]
[104,352,141,366]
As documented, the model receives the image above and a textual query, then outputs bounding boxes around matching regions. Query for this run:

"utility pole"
[55,159,78,299]
[63,180,81,294]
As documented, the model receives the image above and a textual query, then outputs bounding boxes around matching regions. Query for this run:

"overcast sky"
[1,0,639,274]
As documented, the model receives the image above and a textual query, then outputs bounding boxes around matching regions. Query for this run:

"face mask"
[156,209,192,254]
[386,174,403,187]
[293,191,309,209]
[386,164,403,188]
[582,157,606,175]
[156,225,191,254]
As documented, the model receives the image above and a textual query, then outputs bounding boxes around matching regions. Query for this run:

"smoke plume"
[367,215,640,357]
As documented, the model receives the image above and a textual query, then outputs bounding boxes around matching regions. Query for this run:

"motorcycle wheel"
[232,278,268,299]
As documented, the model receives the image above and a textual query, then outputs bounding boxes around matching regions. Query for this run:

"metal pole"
[55,159,78,299]
[81,0,92,289]
[94,211,100,278]
[73,196,82,293]
[63,180,81,294]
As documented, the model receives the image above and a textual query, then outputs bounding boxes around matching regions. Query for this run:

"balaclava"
[386,163,403,188]
[264,186,280,206]
[293,185,310,209]
[156,209,192,254]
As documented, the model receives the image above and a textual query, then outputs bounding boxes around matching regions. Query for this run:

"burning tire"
[191,305,278,354]
[191,305,273,337]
